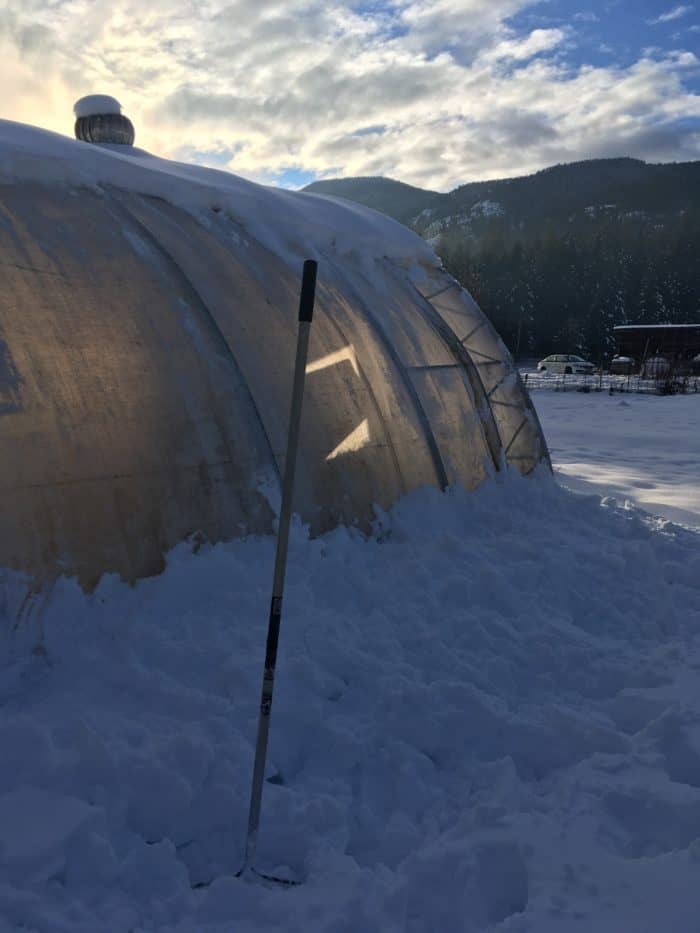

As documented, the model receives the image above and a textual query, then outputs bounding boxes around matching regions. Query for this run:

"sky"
[0,0,698,190]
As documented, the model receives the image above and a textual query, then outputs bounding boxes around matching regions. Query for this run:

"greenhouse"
[0,99,548,587]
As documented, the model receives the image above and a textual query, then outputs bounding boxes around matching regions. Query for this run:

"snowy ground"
[1,402,700,932]
[535,391,700,529]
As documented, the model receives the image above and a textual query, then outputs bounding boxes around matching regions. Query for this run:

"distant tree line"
[435,208,700,363]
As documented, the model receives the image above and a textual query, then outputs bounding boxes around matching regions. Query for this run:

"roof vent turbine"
[73,95,135,146]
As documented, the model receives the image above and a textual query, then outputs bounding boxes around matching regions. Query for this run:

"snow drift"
[1,472,700,931]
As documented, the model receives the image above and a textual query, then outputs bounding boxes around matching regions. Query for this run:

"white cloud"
[0,1,698,190]
[647,5,693,24]
[482,28,567,63]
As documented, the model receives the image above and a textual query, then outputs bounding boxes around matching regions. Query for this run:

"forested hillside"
[305,159,700,361]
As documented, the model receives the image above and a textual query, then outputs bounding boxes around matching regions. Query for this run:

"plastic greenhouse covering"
[0,119,548,586]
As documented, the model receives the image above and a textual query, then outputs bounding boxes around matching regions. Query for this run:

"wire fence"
[520,370,700,396]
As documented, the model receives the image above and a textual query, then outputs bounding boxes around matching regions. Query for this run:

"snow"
[2,397,700,930]
[0,789,98,885]
[412,208,435,223]
[73,96,123,118]
[470,200,504,218]
[0,120,437,270]
[614,324,700,330]
[535,391,700,528]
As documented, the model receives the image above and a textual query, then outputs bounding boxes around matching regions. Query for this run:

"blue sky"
[509,1,699,80]
[0,0,698,189]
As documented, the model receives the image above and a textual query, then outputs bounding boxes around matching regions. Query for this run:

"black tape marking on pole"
[298,260,317,323]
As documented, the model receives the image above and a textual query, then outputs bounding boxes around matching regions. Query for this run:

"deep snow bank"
[1,474,700,932]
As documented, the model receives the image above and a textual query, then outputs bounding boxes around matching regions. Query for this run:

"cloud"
[647,5,693,24]
[0,0,698,190]
[482,27,567,63]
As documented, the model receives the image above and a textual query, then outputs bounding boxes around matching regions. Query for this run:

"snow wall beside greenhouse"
[0,119,549,588]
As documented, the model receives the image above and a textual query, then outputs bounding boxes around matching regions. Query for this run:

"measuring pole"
[238,259,318,881]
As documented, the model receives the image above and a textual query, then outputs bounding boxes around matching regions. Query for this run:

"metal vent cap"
[73,95,134,146]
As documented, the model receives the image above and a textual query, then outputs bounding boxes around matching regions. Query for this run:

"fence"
[520,370,700,396]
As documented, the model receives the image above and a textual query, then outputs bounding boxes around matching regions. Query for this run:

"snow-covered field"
[1,398,700,932]
[536,391,700,529]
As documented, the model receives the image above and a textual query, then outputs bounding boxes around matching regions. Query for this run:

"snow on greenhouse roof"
[0,119,438,269]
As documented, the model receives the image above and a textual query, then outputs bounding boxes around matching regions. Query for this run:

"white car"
[537,354,596,375]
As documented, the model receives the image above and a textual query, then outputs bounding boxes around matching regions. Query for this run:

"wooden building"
[613,324,700,375]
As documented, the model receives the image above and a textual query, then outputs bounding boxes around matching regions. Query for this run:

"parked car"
[537,354,596,375]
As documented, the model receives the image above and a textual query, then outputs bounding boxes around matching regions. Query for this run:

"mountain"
[304,176,445,226]
[304,159,700,361]
[305,158,700,240]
